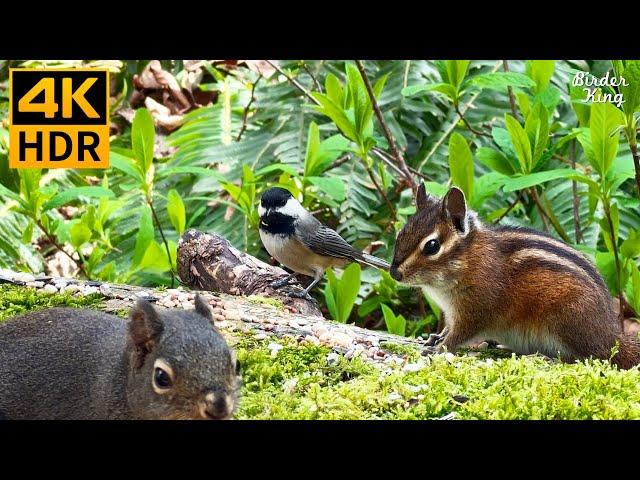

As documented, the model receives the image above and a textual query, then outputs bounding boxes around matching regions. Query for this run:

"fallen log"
[176,229,322,317]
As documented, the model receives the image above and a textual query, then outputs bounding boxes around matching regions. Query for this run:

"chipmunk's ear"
[129,299,164,367]
[416,183,434,210]
[443,187,468,234]
[194,294,215,325]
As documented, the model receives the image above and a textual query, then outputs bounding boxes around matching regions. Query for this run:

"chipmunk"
[390,184,640,369]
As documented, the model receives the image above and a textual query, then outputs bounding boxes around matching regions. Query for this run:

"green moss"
[246,295,284,309]
[3,283,640,419]
[0,284,104,321]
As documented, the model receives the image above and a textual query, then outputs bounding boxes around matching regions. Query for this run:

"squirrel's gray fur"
[0,295,240,420]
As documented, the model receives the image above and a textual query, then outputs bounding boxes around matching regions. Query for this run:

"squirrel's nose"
[202,392,231,420]
[390,264,403,281]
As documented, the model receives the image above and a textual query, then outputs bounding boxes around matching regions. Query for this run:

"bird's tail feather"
[355,252,391,271]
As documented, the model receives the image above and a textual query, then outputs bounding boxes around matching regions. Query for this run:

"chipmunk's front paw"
[425,333,445,346]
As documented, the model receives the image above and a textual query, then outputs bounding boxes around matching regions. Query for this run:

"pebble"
[387,392,403,402]
[63,284,81,293]
[182,301,194,310]
[402,362,423,373]
[332,333,353,349]
[14,272,35,283]
[42,284,58,294]
[303,335,320,345]
[99,284,112,296]
[282,379,298,394]
[177,293,189,302]
[84,286,99,295]
[212,307,225,315]
[326,352,340,366]
[254,333,268,340]
[444,352,456,363]
[26,281,45,288]
[213,314,226,322]
[267,342,283,358]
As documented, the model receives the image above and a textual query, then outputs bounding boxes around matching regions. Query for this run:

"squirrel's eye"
[154,367,173,389]
[422,239,440,256]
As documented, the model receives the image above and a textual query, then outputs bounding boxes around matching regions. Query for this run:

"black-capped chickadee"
[258,187,391,298]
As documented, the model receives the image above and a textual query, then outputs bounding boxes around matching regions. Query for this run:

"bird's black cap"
[261,187,294,208]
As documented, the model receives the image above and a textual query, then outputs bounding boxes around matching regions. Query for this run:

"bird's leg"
[282,275,322,303]
[269,272,297,289]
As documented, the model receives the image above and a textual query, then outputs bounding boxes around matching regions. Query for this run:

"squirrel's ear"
[194,294,215,325]
[443,187,468,234]
[129,300,164,361]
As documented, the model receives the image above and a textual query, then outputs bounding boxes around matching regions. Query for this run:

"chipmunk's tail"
[612,333,640,369]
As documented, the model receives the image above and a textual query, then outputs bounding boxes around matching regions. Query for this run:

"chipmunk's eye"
[422,239,440,256]
[154,367,172,389]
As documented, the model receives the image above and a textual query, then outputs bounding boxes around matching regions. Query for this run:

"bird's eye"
[154,367,173,389]
[422,239,440,256]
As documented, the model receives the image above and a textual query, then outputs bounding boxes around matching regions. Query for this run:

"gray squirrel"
[0,294,241,420]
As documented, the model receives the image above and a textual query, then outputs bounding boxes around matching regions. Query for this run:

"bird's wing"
[297,223,359,260]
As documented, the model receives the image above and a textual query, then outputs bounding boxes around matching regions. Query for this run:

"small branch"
[570,138,583,244]
[418,61,503,172]
[502,60,519,119]
[265,60,319,105]
[148,200,176,288]
[36,219,89,279]
[356,60,417,196]
[630,142,640,199]
[454,103,492,137]
[493,193,522,224]
[370,147,409,179]
[529,187,550,232]
[364,159,397,224]
[603,200,625,328]
[236,74,262,142]
[301,62,322,92]
[326,153,351,171]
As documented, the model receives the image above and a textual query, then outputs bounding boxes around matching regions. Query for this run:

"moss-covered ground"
[2,284,640,419]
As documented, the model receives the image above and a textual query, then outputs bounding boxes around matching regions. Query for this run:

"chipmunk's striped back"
[390,184,640,369]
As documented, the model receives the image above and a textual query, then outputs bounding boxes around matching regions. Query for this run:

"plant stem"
[265,60,319,105]
[454,103,492,137]
[529,187,549,232]
[363,155,397,224]
[300,61,322,92]
[147,199,176,288]
[236,74,261,142]
[355,60,417,195]
[630,142,640,199]
[502,60,519,119]
[493,193,522,224]
[603,198,625,327]
[35,218,90,279]
[570,138,583,244]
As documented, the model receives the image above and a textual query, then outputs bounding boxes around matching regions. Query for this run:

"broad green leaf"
[337,263,361,323]
[445,60,470,91]
[131,108,155,173]
[448,132,474,199]
[69,222,91,249]
[468,72,536,91]
[381,304,406,336]
[535,86,561,112]
[401,83,457,102]
[346,63,369,139]
[516,92,530,118]
[502,168,580,192]
[311,92,358,142]
[324,269,339,321]
[570,83,591,127]
[42,186,115,211]
[109,151,143,183]
[628,262,640,314]
[470,172,509,210]
[324,73,344,107]
[590,100,623,176]
[138,240,171,273]
[621,237,640,259]
[166,189,186,235]
[306,176,346,201]
[524,103,549,168]
[595,251,618,294]
[476,147,514,175]
[504,114,532,172]
[619,60,640,115]
[527,60,556,94]
[133,207,154,267]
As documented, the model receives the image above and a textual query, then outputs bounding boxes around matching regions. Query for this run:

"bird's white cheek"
[258,205,266,217]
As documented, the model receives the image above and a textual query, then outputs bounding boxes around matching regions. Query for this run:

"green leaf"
[468,72,536,91]
[306,176,346,201]
[448,132,474,199]
[470,172,509,210]
[401,83,457,102]
[69,222,91,249]
[166,189,186,235]
[324,73,344,107]
[619,60,640,115]
[527,60,556,94]
[621,237,640,259]
[337,263,361,323]
[381,304,406,336]
[596,251,619,295]
[504,114,532,173]
[476,147,515,175]
[502,168,580,192]
[524,103,549,169]
[133,207,154,267]
[42,186,115,211]
[304,121,321,178]
[109,151,143,183]
[311,92,358,142]
[131,108,155,173]
[445,60,470,91]
[324,269,339,321]
[138,240,171,273]
[590,100,623,176]
[345,63,369,139]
